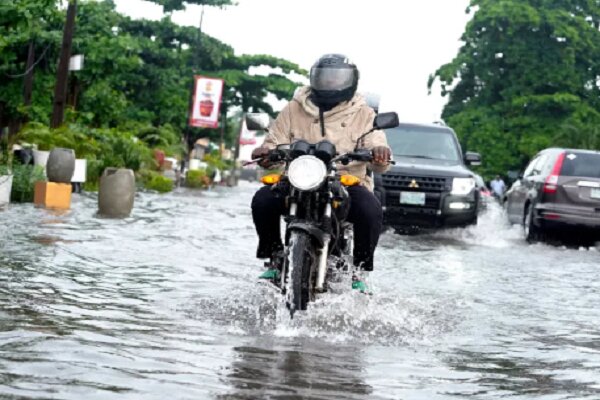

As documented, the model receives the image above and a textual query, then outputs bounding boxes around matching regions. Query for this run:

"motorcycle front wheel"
[287,231,316,316]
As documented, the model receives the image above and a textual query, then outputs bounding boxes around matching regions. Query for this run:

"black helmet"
[309,54,359,106]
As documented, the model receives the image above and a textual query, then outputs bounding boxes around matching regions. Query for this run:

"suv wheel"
[524,203,543,243]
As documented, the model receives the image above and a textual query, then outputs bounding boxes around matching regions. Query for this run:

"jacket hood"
[293,86,367,122]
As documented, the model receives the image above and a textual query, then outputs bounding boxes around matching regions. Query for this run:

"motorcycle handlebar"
[245,148,394,166]
[342,150,395,165]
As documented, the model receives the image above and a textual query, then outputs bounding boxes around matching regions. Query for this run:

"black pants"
[251,185,383,271]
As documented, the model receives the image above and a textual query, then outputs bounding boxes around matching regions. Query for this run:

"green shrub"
[10,164,46,203]
[138,169,174,193]
[145,173,174,193]
[186,169,209,189]
[17,122,181,192]
[18,123,55,151]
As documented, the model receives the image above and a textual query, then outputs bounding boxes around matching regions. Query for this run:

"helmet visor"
[310,67,355,91]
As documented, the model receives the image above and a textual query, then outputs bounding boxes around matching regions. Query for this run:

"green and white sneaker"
[259,252,283,281]
[351,272,372,294]
[259,268,280,280]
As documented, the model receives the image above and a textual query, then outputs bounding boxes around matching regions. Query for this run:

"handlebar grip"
[268,152,283,162]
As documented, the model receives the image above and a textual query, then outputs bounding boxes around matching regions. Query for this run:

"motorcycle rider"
[251,54,392,291]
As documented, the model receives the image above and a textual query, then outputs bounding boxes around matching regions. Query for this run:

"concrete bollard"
[46,148,75,183]
[32,149,50,178]
[32,149,50,168]
[98,168,135,218]
[72,159,87,184]
[0,175,13,208]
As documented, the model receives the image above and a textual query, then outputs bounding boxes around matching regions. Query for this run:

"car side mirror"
[374,112,399,130]
[465,152,481,166]
[245,113,271,131]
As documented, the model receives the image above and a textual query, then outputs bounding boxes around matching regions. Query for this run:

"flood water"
[1,182,599,399]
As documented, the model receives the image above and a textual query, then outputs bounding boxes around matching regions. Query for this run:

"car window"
[532,154,548,175]
[523,156,540,177]
[540,153,557,176]
[560,152,600,178]
[385,127,461,162]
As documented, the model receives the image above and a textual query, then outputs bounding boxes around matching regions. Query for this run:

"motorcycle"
[246,112,399,317]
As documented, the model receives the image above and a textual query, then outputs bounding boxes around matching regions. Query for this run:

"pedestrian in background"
[490,175,506,200]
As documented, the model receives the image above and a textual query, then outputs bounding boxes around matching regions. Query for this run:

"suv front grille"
[382,174,448,192]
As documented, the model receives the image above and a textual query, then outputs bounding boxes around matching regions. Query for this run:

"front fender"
[287,222,327,248]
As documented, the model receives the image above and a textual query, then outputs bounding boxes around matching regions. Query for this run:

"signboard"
[69,54,84,71]
[189,76,224,128]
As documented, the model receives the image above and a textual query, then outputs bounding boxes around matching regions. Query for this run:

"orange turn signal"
[340,174,361,186]
[261,174,281,185]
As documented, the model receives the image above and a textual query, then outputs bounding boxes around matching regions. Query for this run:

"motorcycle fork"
[315,202,331,292]
[280,200,298,290]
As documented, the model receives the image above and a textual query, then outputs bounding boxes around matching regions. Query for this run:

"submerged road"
[1,182,599,399]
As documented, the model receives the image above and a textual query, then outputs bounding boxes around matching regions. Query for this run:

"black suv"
[375,122,482,230]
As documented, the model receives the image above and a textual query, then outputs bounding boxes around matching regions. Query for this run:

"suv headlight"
[288,155,327,191]
[451,177,475,195]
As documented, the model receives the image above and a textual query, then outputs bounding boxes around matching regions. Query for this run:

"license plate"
[592,188,600,199]
[400,192,426,206]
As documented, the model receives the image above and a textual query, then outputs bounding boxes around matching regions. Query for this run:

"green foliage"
[148,0,234,12]
[18,123,55,151]
[0,130,14,169]
[92,128,154,172]
[430,0,600,177]
[203,150,232,171]
[17,122,157,189]
[133,123,186,157]
[186,168,209,188]
[141,170,174,193]
[0,0,303,200]
[10,163,45,203]
[0,0,303,150]
[19,122,100,156]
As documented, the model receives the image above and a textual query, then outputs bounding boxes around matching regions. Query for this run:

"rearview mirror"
[465,152,481,166]
[374,112,399,130]
[245,113,271,131]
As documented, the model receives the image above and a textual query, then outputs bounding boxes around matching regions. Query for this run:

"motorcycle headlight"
[288,155,327,191]
[451,177,476,195]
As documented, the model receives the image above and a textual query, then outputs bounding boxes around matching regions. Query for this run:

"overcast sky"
[114,0,471,123]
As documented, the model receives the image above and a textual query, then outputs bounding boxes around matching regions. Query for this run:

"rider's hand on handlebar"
[251,147,270,160]
[251,147,273,168]
[372,146,392,165]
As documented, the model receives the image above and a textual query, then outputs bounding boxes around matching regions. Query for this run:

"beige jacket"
[263,87,390,191]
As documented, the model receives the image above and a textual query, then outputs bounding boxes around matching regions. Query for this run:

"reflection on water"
[445,347,600,398]
[219,340,372,400]
[0,183,599,399]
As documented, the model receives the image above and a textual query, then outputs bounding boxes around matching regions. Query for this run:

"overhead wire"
[3,43,52,79]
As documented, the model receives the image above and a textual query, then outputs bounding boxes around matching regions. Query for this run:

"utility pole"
[51,0,77,129]
[185,5,205,161]
[219,111,226,156]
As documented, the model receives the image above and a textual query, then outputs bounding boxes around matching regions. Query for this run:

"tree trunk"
[23,41,36,122]
[51,0,77,129]
[0,102,5,136]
